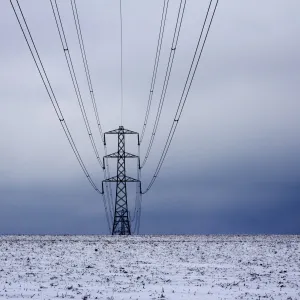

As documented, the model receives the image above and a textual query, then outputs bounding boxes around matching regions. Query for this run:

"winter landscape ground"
[0,235,299,299]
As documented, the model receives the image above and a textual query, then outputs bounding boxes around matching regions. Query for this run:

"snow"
[0,235,299,299]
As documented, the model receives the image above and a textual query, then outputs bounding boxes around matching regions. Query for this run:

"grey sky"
[0,0,299,234]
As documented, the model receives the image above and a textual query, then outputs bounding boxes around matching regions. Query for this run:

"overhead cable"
[70,0,104,143]
[142,0,219,193]
[119,0,124,125]
[132,146,142,234]
[140,0,169,143]
[50,0,103,169]
[10,0,103,196]
[70,0,114,222]
[136,153,142,234]
[141,0,187,168]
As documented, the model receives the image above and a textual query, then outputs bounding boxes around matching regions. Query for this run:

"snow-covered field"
[0,235,299,299]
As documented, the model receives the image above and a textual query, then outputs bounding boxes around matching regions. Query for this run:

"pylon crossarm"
[105,128,138,135]
[103,175,140,183]
[104,126,139,146]
[102,152,139,170]
[105,152,138,159]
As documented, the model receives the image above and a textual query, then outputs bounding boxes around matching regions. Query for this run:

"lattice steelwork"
[102,126,140,235]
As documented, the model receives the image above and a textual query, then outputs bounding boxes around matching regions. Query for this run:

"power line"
[102,190,112,233]
[119,0,124,126]
[11,0,219,233]
[70,0,114,224]
[136,149,142,234]
[140,0,169,143]
[52,1,113,228]
[141,0,186,168]
[103,150,114,225]
[131,145,142,234]
[70,0,104,143]
[10,0,103,195]
[50,0,104,169]
[12,0,111,231]
[142,0,219,193]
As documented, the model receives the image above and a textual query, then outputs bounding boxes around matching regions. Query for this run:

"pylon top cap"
[104,127,138,135]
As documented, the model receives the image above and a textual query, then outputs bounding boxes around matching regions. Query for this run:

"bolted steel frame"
[102,126,140,235]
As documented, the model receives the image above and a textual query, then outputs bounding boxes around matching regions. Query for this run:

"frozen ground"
[0,235,299,300]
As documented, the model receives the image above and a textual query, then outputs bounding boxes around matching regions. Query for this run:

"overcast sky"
[0,0,299,234]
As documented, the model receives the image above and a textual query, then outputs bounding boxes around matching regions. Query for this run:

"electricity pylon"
[102,126,140,235]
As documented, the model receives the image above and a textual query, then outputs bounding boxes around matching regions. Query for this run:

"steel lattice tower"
[102,126,140,235]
